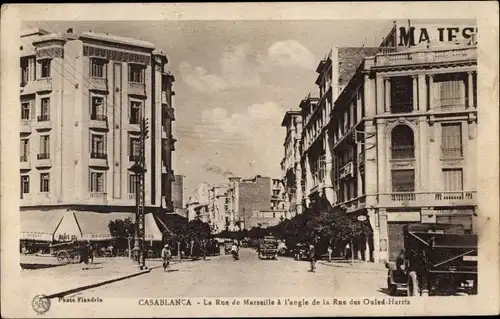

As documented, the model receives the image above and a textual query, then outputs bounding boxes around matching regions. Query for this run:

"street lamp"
[129,161,147,270]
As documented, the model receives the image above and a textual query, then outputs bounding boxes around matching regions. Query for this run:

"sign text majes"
[398,26,478,47]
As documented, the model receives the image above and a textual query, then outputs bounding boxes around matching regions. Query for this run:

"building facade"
[282,22,478,263]
[280,110,304,218]
[172,174,185,211]
[19,28,177,236]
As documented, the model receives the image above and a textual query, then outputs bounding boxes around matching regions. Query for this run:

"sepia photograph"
[1,2,499,318]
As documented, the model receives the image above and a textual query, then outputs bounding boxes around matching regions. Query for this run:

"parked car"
[258,236,279,260]
[386,223,477,296]
[293,243,308,261]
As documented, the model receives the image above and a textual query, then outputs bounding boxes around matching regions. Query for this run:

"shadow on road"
[377,288,407,297]
[20,263,66,270]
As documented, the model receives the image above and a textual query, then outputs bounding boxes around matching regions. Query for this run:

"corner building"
[329,39,478,262]
[19,28,177,239]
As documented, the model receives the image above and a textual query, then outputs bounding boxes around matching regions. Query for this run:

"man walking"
[327,245,333,262]
[308,243,316,272]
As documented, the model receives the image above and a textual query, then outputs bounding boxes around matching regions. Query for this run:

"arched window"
[391,125,415,159]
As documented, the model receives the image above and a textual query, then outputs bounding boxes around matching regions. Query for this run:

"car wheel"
[407,271,419,297]
[388,278,397,296]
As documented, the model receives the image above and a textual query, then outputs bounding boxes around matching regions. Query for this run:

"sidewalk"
[20,257,162,299]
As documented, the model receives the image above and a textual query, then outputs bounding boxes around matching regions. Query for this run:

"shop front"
[20,209,66,254]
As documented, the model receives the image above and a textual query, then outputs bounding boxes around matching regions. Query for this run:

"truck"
[258,236,279,260]
[385,223,478,296]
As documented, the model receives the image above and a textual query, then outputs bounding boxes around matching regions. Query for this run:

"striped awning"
[20,209,66,241]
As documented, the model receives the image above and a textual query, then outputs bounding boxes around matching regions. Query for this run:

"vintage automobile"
[258,236,279,260]
[224,240,234,255]
[293,243,309,261]
[385,223,477,296]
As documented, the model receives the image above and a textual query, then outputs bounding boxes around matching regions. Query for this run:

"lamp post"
[128,118,148,270]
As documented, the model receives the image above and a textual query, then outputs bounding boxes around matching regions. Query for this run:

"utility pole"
[129,117,148,270]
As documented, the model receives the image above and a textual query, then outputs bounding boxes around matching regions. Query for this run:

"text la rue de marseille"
[138,298,410,307]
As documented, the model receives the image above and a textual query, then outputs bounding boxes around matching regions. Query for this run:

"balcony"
[35,115,51,130]
[36,153,51,167]
[391,146,415,160]
[36,78,52,93]
[89,114,108,130]
[441,147,463,159]
[434,97,466,111]
[88,192,108,205]
[89,77,108,92]
[373,46,477,68]
[378,191,477,208]
[20,155,30,170]
[390,102,413,114]
[20,120,31,133]
[163,107,175,120]
[89,153,108,168]
[128,82,146,97]
[161,91,169,105]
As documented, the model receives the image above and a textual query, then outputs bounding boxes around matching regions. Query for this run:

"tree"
[108,218,136,255]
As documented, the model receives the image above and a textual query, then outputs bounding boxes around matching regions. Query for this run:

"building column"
[412,75,418,112]
[467,71,474,109]
[295,163,303,215]
[418,117,429,192]
[384,78,391,113]
[324,131,335,204]
[376,208,389,263]
[376,76,384,114]
[428,74,435,110]
[418,73,427,112]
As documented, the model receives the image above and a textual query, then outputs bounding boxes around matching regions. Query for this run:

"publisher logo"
[32,295,51,315]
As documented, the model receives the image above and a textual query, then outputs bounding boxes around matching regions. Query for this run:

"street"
[67,248,388,298]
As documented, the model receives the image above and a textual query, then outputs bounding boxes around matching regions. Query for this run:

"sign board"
[357,215,367,222]
[340,162,353,179]
[21,232,53,241]
[383,22,478,48]
[387,211,421,222]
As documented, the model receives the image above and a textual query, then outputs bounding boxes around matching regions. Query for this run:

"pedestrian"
[308,243,316,272]
[327,245,333,262]
[80,242,89,270]
[345,242,351,260]
[87,241,94,264]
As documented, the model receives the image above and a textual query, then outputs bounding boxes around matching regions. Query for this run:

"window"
[128,64,144,83]
[390,76,413,113]
[90,171,105,193]
[90,134,106,158]
[21,102,30,120]
[20,139,29,161]
[443,169,463,192]
[40,173,50,192]
[39,135,50,158]
[90,59,106,78]
[391,169,415,192]
[91,97,105,121]
[21,58,29,85]
[39,98,50,121]
[129,137,141,160]
[391,125,415,159]
[435,73,465,109]
[129,174,138,194]
[20,175,30,198]
[40,60,51,78]
[129,101,142,124]
[441,123,463,157]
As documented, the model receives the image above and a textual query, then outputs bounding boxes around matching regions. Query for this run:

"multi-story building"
[270,178,286,211]
[19,28,177,238]
[172,174,185,211]
[185,182,210,222]
[284,21,478,263]
[280,111,304,218]
[299,46,382,207]
[208,184,230,233]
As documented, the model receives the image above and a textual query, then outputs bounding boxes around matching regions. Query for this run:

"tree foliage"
[108,217,135,239]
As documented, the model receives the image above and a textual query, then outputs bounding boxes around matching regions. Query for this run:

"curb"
[45,268,151,299]
[318,261,385,272]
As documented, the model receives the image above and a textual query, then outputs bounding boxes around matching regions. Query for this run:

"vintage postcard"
[1,2,499,318]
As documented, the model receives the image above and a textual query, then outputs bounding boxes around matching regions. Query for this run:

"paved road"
[68,248,389,298]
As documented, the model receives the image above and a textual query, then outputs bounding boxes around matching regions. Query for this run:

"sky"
[26,19,398,195]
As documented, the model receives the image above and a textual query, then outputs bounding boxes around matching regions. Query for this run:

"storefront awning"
[20,209,66,241]
[53,210,83,242]
[74,211,134,241]
[145,213,163,241]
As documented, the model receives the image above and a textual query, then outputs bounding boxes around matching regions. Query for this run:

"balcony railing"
[128,82,146,96]
[390,102,413,114]
[89,77,108,92]
[20,155,28,162]
[90,114,107,121]
[129,154,141,162]
[37,114,50,122]
[378,191,477,207]
[37,153,50,160]
[91,152,107,159]
[441,147,463,158]
[129,116,141,125]
[434,97,466,110]
[391,145,415,159]
[374,47,477,67]
[36,78,52,92]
